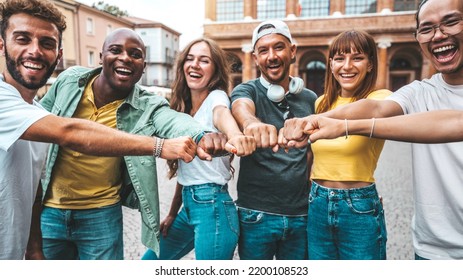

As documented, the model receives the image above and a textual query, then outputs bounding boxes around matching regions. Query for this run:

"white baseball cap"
[251,20,293,50]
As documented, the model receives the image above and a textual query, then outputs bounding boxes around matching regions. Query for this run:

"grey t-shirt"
[231,78,317,215]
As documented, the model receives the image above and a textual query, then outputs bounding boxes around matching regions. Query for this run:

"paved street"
[122,140,414,260]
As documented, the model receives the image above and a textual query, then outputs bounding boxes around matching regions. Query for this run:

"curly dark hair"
[0,0,67,47]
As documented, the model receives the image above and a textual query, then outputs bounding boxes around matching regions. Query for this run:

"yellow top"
[44,76,125,209]
[311,89,392,182]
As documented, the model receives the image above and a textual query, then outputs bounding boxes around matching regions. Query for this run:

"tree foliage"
[92,1,129,17]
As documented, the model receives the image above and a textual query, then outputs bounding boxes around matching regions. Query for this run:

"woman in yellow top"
[308,30,391,259]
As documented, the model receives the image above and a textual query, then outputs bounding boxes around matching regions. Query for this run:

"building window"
[88,51,95,67]
[393,0,420,11]
[299,0,330,17]
[257,0,286,20]
[345,0,377,15]
[390,57,412,69]
[86,18,94,35]
[107,25,112,36]
[216,0,244,22]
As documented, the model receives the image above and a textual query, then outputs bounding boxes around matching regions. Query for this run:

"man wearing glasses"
[283,0,463,260]
[230,20,317,260]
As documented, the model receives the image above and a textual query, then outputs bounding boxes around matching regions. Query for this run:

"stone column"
[244,0,255,20]
[377,40,391,89]
[330,0,344,15]
[286,0,297,19]
[421,57,437,79]
[242,44,254,82]
[378,0,394,13]
[205,0,216,21]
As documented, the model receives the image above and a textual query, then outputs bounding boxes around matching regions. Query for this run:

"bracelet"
[153,137,164,158]
[344,119,349,139]
[369,118,376,138]
[194,131,206,144]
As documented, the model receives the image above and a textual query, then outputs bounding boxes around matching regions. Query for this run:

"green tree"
[92,1,129,17]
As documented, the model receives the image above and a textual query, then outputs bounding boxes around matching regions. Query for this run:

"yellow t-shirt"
[311,89,392,182]
[44,76,125,209]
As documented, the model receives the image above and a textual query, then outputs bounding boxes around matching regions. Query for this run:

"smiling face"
[183,41,215,94]
[417,0,463,84]
[99,28,146,94]
[252,33,296,86]
[0,13,61,91]
[330,48,372,97]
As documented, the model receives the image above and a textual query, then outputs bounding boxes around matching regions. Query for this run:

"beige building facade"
[203,0,435,96]
[0,0,180,93]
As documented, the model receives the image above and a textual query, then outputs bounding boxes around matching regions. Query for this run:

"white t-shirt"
[178,90,232,186]
[0,77,50,260]
[388,73,463,260]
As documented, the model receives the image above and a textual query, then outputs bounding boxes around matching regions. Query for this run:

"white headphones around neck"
[265,77,304,103]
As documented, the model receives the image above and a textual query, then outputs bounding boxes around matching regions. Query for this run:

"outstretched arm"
[21,115,197,162]
[213,105,256,157]
[307,110,463,144]
[282,99,403,147]
[232,98,279,152]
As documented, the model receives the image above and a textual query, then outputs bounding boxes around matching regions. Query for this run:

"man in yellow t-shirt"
[29,28,228,260]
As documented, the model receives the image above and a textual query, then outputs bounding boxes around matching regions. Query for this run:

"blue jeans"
[308,182,387,260]
[238,207,308,260]
[41,202,123,260]
[143,183,239,260]
[415,254,429,260]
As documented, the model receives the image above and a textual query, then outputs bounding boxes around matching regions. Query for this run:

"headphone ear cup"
[289,77,304,95]
[267,84,285,103]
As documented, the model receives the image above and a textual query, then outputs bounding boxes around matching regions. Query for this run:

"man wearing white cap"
[230,20,317,259]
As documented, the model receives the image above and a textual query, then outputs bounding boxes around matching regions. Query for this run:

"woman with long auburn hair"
[308,30,391,259]
[142,38,255,260]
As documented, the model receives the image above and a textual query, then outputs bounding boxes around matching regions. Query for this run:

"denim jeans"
[144,183,239,260]
[41,202,123,260]
[415,254,429,260]
[237,207,308,260]
[308,181,387,260]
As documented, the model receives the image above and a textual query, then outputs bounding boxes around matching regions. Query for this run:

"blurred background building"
[203,0,432,96]
[0,0,431,98]
[0,0,179,98]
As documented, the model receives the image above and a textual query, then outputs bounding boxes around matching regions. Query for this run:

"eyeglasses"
[415,17,463,43]
[275,97,294,120]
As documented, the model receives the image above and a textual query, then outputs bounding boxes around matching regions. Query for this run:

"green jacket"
[40,66,204,255]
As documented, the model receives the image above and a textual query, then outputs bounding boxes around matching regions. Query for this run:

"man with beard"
[27,28,225,260]
[0,0,228,260]
[283,0,463,260]
[230,20,317,259]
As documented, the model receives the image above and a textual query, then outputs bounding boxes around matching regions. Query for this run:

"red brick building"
[203,0,434,96]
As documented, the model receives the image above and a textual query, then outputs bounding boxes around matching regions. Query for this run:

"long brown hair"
[317,30,378,113]
[167,38,231,179]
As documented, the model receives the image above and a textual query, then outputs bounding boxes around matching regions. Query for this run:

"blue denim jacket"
[40,66,204,255]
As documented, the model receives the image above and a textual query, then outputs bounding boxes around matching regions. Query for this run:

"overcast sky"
[76,0,205,48]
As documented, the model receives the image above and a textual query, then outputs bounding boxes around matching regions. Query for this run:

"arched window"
[345,0,377,15]
[299,0,330,18]
[306,60,326,96]
[216,0,244,22]
[257,0,286,20]
[227,53,243,88]
[389,54,418,91]
[390,58,412,70]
